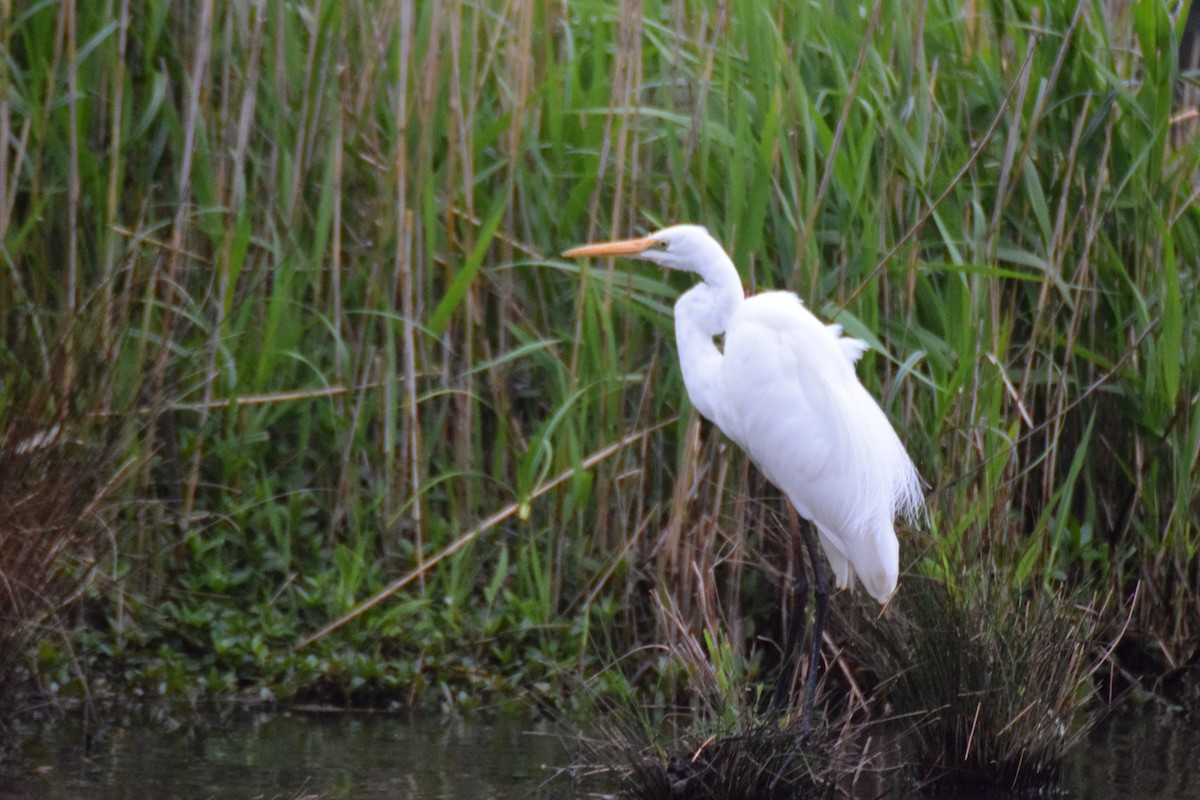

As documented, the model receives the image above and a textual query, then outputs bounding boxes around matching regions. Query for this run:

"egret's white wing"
[715,292,918,601]
[716,293,848,492]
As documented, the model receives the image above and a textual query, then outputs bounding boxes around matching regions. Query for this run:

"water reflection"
[0,707,1196,799]
[0,710,574,800]
[1062,710,1200,800]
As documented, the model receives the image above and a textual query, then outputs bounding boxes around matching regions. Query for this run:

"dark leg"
[771,530,810,710]
[798,520,831,734]
[768,520,831,790]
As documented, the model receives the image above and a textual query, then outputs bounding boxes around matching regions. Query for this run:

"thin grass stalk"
[393,0,423,585]
[63,0,78,407]
[0,0,8,245]
[285,0,318,223]
[170,0,214,518]
[399,210,424,578]
[328,92,344,397]
[99,0,130,396]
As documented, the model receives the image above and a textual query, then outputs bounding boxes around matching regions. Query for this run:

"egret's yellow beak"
[562,236,661,258]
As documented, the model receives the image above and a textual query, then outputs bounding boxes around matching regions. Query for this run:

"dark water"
[1,707,1197,799]
[0,710,575,799]
[1060,711,1200,800]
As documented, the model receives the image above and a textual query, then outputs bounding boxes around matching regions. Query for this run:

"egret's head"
[563,224,722,274]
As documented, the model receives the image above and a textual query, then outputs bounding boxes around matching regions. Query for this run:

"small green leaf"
[429,196,507,337]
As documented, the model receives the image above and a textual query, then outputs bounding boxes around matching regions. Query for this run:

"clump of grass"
[849,575,1115,792]
[566,592,878,800]
[617,721,842,800]
[575,679,864,800]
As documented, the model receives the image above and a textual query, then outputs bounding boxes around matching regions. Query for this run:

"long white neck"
[673,251,743,424]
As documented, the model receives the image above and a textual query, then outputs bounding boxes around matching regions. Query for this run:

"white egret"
[564,224,923,719]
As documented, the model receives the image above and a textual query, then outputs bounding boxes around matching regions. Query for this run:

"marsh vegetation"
[2,0,1199,792]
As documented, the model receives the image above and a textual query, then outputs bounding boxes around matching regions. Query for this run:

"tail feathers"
[858,522,899,603]
[821,520,898,604]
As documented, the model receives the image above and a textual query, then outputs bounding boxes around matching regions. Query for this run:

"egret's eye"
[654,239,670,251]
